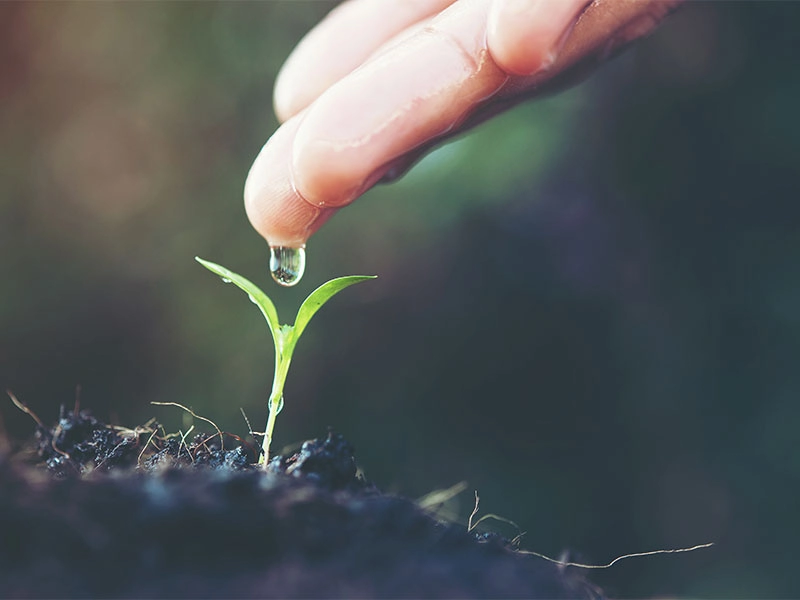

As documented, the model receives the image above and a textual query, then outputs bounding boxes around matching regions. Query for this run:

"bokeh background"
[1,1,798,596]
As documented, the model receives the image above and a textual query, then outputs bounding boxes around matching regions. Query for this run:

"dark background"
[1,2,797,596]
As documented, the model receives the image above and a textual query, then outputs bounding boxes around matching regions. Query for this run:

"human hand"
[244,0,683,257]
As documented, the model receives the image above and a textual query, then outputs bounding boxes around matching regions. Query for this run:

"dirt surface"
[0,407,600,598]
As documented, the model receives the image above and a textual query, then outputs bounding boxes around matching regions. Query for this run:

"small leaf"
[195,257,281,341]
[292,275,376,342]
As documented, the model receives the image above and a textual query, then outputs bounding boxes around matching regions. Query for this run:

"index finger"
[248,0,683,249]
[290,0,508,209]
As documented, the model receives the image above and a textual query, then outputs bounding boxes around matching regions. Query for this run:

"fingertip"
[487,0,548,76]
[487,0,588,76]
[244,115,327,247]
[290,11,508,209]
[289,69,399,209]
[291,135,385,211]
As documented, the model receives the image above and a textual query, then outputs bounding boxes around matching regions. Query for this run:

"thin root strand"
[7,390,44,428]
[152,401,224,451]
[518,542,715,569]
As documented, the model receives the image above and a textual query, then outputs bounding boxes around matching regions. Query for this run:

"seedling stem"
[196,257,374,468]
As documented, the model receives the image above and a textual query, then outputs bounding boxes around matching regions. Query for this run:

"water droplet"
[275,395,284,415]
[269,246,306,287]
[221,278,232,284]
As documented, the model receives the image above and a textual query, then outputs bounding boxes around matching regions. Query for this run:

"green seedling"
[196,257,375,468]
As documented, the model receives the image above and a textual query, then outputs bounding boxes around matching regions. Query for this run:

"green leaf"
[291,276,376,342]
[195,257,281,341]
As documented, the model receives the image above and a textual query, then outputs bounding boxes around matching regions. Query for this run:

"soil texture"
[0,407,600,598]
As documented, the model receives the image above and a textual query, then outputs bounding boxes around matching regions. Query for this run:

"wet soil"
[0,407,600,598]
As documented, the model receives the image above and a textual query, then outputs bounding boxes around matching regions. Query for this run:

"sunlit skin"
[245,0,684,249]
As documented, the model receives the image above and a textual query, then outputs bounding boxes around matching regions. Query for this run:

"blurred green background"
[1,1,798,596]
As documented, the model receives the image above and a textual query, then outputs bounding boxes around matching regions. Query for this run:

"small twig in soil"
[518,542,715,569]
[468,488,713,569]
[239,407,266,438]
[152,402,224,451]
[467,491,521,534]
[178,426,195,463]
[110,417,158,437]
[184,429,258,461]
[50,423,71,458]
[239,407,254,437]
[471,513,522,534]
[222,431,258,458]
[7,390,44,428]
[138,428,160,468]
[194,434,214,457]
[239,408,267,465]
[158,424,184,441]
[468,490,481,531]
[417,481,469,511]
[416,481,469,523]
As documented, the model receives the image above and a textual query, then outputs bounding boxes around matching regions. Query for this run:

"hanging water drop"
[275,395,284,415]
[269,246,306,287]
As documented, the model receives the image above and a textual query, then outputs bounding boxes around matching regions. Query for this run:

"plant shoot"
[196,257,374,468]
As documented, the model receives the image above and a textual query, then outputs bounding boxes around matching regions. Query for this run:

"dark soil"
[0,407,600,598]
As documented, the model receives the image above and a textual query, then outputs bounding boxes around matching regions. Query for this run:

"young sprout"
[196,257,375,468]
